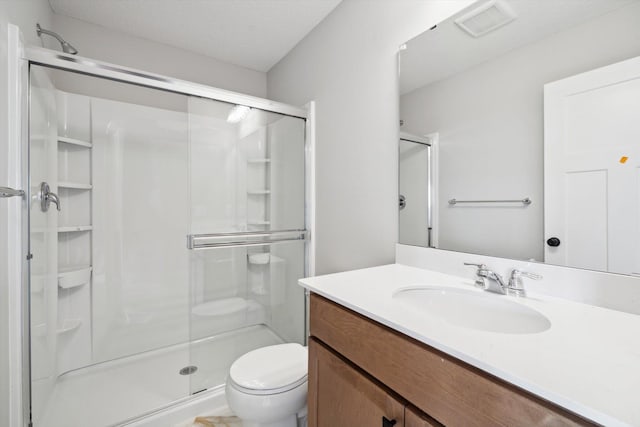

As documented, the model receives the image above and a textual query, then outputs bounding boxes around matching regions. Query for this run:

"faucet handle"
[464,262,488,288]
[510,269,542,281]
[508,269,542,297]
[464,262,487,269]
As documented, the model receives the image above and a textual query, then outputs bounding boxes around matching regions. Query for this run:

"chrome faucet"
[464,263,507,294]
[464,263,542,297]
[507,269,542,297]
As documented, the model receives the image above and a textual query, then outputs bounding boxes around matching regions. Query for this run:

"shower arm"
[36,23,78,55]
[36,24,64,45]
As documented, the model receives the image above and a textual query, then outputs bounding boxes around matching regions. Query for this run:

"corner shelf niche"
[247,158,270,164]
[58,182,92,190]
[58,225,93,233]
[58,136,92,148]
[56,318,82,335]
[58,267,92,290]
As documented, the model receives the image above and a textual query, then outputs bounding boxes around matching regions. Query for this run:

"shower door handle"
[0,186,25,198]
[40,182,61,212]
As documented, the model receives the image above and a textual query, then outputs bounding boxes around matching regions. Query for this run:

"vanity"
[300,1,640,425]
[300,263,640,427]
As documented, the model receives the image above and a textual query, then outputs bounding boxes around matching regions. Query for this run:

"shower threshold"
[35,324,284,427]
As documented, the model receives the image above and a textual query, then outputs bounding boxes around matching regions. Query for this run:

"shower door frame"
[9,26,315,427]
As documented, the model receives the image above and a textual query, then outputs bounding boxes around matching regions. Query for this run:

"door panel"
[399,139,431,247]
[544,55,640,274]
[308,338,405,427]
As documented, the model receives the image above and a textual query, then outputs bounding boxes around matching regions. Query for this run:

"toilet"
[226,343,308,427]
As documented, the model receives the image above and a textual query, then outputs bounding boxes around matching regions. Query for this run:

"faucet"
[464,263,542,296]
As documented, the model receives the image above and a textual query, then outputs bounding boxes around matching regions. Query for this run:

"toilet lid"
[229,343,308,394]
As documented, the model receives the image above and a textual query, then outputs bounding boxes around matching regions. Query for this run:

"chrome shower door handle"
[0,186,24,198]
[40,182,61,212]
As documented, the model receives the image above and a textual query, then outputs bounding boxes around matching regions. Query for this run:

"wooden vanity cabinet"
[308,293,595,427]
[308,338,406,427]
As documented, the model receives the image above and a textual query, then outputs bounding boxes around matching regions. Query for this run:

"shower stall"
[7,28,312,427]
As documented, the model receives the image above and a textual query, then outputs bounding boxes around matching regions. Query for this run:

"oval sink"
[392,285,551,334]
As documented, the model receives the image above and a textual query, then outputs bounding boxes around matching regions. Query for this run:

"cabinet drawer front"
[309,338,405,427]
[406,406,442,427]
[310,294,593,427]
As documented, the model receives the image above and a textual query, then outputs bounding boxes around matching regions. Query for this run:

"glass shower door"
[187,97,308,394]
[28,65,192,427]
[29,66,60,426]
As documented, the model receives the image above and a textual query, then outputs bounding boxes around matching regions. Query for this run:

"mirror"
[399,0,640,275]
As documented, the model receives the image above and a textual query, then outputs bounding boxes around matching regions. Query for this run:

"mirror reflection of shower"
[36,23,78,55]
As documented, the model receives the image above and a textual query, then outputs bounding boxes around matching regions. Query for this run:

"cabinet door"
[405,406,443,427]
[309,338,405,427]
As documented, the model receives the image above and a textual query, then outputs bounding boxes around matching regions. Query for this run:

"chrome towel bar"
[187,229,308,250]
[448,197,531,205]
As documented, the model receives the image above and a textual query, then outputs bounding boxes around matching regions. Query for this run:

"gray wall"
[267,0,473,274]
[51,13,267,99]
[400,3,640,261]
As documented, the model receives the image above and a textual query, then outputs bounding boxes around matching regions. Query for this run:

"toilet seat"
[229,343,308,395]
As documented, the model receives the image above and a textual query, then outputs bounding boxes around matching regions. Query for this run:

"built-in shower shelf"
[58,136,92,148]
[248,253,270,265]
[56,318,82,335]
[248,253,284,265]
[58,267,92,289]
[58,225,93,233]
[247,190,271,195]
[247,158,270,164]
[247,220,271,226]
[192,297,249,317]
[58,182,93,190]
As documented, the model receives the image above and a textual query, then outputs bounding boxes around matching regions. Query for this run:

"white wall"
[0,2,53,424]
[267,0,474,275]
[400,3,640,261]
[51,13,267,98]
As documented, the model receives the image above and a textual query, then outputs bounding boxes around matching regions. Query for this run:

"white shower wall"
[48,88,307,377]
[91,96,191,363]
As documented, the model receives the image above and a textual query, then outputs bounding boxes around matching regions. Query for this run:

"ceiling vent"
[455,0,517,38]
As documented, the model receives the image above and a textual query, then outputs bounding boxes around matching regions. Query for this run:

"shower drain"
[179,365,198,375]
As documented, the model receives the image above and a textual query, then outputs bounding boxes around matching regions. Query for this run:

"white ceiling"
[400,0,637,94]
[48,0,342,72]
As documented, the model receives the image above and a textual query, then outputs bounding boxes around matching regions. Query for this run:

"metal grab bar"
[187,229,308,250]
[448,197,531,205]
[0,186,25,198]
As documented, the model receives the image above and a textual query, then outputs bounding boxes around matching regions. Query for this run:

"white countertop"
[299,264,640,427]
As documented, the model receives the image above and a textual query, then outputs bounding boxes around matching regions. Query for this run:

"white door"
[399,134,433,247]
[544,55,640,274]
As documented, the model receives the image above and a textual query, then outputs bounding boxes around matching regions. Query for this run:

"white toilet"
[226,343,308,427]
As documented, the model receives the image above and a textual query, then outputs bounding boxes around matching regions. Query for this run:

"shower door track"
[23,46,307,119]
[15,40,315,427]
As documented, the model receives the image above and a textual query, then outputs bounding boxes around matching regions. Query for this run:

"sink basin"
[393,285,551,334]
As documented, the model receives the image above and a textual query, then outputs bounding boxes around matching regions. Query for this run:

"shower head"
[36,23,78,55]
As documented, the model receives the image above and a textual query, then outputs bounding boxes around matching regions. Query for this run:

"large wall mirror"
[399,0,640,275]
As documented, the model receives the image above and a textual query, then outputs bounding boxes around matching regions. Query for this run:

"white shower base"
[37,325,284,427]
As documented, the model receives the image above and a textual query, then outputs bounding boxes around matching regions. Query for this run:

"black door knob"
[547,237,561,247]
